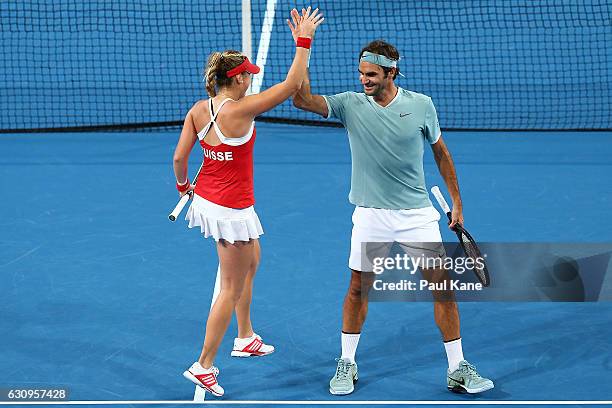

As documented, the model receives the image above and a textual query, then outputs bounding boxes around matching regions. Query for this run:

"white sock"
[444,338,464,372]
[341,332,360,363]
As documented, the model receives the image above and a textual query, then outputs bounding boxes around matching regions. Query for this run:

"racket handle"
[431,186,452,219]
[168,192,192,222]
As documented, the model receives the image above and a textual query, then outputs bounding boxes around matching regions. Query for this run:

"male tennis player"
[291,34,494,395]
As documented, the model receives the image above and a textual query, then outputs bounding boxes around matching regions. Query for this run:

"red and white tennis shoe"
[183,362,224,396]
[231,333,275,357]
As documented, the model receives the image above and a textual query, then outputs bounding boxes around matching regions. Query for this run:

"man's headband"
[360,51,405,77]
[360,51,398,68]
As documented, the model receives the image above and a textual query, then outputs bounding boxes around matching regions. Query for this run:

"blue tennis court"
[2,0,611,405]
[1,125,611,404]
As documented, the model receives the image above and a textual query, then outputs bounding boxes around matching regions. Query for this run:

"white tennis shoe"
[183,362,224,397]
[231,333,275,357]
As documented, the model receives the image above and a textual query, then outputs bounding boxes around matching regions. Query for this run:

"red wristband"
[176,178,190,193]
[296,37,312,49]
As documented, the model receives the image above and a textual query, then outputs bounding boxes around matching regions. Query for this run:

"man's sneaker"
[183,362,224,397]
[231,333,275,357]
[447,360,494,394]
[329,358,358,395]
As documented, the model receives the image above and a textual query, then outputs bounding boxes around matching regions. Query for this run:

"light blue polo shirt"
[324,87,441,210]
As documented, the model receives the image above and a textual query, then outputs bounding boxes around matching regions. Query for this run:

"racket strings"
[459,231,489,285]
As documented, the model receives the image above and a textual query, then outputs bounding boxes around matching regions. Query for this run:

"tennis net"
[1,0,610,132]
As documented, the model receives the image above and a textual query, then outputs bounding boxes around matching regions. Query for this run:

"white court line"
[2,401,612,406]
[250,0,278,95]
[193,264,222,402]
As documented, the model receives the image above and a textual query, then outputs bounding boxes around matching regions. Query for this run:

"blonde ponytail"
[203,50,247,97]
[205,51,223,97]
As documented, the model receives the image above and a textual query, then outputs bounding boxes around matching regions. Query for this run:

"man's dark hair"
[359,40,400,79]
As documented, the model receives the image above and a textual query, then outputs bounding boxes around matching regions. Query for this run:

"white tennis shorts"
[185,194,264,244]
[349,206,445,272]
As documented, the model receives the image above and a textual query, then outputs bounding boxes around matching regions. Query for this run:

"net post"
[250,0,277,95]
[242,0,253,95]
[242,0,252,60]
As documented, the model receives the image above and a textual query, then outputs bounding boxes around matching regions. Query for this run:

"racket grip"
[168,193,191,222]
[431,186,452,218]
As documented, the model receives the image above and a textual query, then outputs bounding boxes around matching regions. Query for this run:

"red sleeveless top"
[194,98,256,209]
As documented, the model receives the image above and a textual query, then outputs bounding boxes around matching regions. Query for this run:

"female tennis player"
[172,7,323,397]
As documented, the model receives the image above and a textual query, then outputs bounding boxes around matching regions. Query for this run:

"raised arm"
[235,7,324,119]
[292,69,329,117]
[287,9,329,118]
[431,136,463,228]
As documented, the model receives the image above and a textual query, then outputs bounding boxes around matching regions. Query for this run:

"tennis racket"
[168,161,204,222]
[431,186,490,287]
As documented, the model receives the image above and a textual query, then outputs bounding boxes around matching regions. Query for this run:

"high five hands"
[287,6,324,42]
